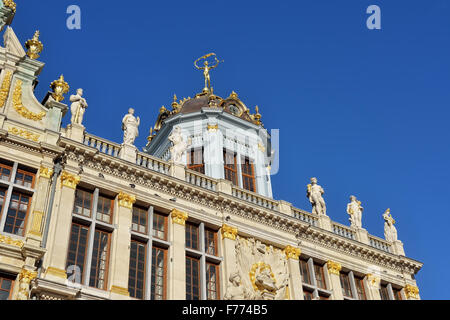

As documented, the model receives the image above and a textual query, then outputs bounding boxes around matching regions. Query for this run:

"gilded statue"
[194,53,222,91]
[307,177,327,215]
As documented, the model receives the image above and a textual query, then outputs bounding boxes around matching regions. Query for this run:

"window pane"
[223,150,237,185]
[129,240,146,299]
[89,230,110,290]
[355,277,367,300]
[340,273,352,298]
[380,285,390,300]
[152,212,167,240]
[96,196,113,224]
[186,257,200,300]
[132,206,148,234]
[206,263,219,300]
[4,192,30,236]
[0,276,13,300]
[314,264,326,290]
[186,223,199,250]
[0,164,12,182]
[187,149,205,174]
[241,157,255,192]
[73,189,93,218]
[66,223,89,285]
[205,229,217,256]
[151,247,167,300]
[300,260,311,285]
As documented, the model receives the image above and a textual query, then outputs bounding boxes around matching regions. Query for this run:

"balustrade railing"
[185,170,217,191]
[292,208,319,227]
[136,152,170,175]
[231,186,279,211]
[369,236,392,253]
[84,134,121,158]
[332,223,357,240]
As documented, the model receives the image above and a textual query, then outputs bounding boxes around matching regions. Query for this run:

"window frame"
[240,156,256,192]
[66,222,90,285]
[223,150,238,186]
[187,148,205,174]
[151,245,167,300]
[4,192,32,237]
[129,239,147,300]
[14,168,36,189]
[0,274,14,300]
[89,228,112,290]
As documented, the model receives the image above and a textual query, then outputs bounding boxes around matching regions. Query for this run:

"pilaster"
[284,246,303,300]
[365,274,382,300]
[108,192,135,299]
[43,170,80,283]
[170,209,188,299]
[326,261,343,300]
[221,224,238,292]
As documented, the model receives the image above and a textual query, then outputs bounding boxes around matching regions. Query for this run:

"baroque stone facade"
[0,2,422,301]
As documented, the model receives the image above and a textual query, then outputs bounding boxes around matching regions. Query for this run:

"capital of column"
[366,274,381,288]
[404,284,420,299]
[39,166,53,179]
[60,171,80,189]
[284,245,301,260]
[171,209,189,226]
[327,261,342,275]
[19,269,37,282]
[117,191,136,209]
[221,224,238,240]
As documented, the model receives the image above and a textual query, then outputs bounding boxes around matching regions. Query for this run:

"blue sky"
[9,0,450,299]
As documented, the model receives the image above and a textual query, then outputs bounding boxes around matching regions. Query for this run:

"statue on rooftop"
[70,88,88,125]
[168,126,191,165]
[194,53,222,92]
[383,209,398,243]
[347,196,363,229]
[307,177,327,215]
[122,108,140,145]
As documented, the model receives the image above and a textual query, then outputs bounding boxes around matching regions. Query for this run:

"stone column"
[404,284,420,300]
[221,224,238,290]
[109,192,135,299]
[170,209,188,300]
[26,166,53,246]
[284,246,303,300]
[326,261,343,300]
[365,274,382,300]
[43,171,80,283]
[16,269,38,300]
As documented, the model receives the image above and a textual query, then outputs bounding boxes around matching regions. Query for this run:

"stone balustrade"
[136,152,170,175]
[369,235,392,253]
[84,133,121,158]
[292,208,319,227]
[332,223,357,241]
[185,169,217,191]
[232,186,279,211]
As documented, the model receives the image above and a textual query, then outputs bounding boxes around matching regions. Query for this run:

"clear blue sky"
[10,0,450,299]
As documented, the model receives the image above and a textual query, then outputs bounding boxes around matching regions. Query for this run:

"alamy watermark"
[366,5,381,30]
[67,5,81,30]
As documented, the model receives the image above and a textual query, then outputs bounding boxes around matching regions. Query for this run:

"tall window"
[128,206,169,300]
[241,157,256,192]
[380,284,390,300]
[299,258,331,300]
[223,150,237,185]
[355,276,367,300]
[340,273,353,298]
[186,223,222,300]
[187,148,205,174]
[129,240,146,299]
[0,274,14,300]
[0,161,36,237]
[379,282,404,300]
[393,288,403,300]
[67,187,113,291]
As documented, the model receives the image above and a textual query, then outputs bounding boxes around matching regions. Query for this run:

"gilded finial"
[4,0,17,12]
[228,91,238,100]
[172,94,180,111]
[160,105,167,114]
[194,53,222,92]
[25,30,43,60]
[253,106,262,125]
[50,75,70,102]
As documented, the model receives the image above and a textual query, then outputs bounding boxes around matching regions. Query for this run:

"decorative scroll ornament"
[3,0,16,12]
[118,191,136,209]
[50,75,70,102]
[404,284,420,299]
[13,80,46,121]
[25,30,43,60]
[284,246,301,260]
[60,171,81,189]
[171,209,189,226]
[0,234,24,248]
[228,237,289,300]
[0,71,12,108]
[327,261,342,275]
[39,166,54,179]
[17,269,38,300]
[8,127,40,142]
[221,224,238,240]
[366,274,381,288]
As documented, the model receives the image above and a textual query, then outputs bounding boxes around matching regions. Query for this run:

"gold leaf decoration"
[8,127,40,142]
[0,71,12,108]
[3,0,16,12]
[13,80,46,121]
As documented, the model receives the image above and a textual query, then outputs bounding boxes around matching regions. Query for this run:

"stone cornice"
[58,137,423,276]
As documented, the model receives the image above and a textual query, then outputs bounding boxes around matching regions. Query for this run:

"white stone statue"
[307,177,327,215]
[347,196,363,229]
[224,273,254,300]
[383,209,398,243]
[70,88,88,125]
[122,108,140,145]
[168,126,191,165]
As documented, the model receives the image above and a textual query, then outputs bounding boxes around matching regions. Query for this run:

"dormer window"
[187,148,205,174]
[241,157,256,192]
[223,150,238,185]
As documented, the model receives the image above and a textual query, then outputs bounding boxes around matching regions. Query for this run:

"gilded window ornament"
[327,261,342,275]
[404,285,419,299]
[0,234,24,248]
[3,0,16,12]
[8,127,40,142]
[0,71,12,108]
[60,171,81,189]
[221,224,238,240]
[25,30,43,60]
[117,191,136,209]
[39,166,54,179]
[171,209,189,226]
[284,246,301,260]
[12,80,46,121]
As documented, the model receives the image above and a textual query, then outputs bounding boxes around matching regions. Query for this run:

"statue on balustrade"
[70,88,88,125]
[307,177,327,215]
[383,209,398,243]
[347,196,363,229]
[168,126,191,165]
[122,108,140,145]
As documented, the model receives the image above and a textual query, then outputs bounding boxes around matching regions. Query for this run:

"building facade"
[0,2,422,301]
